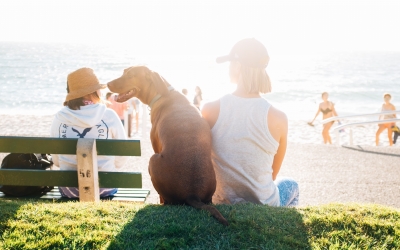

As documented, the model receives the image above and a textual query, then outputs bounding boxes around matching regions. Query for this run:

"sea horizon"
[0,41,399,123]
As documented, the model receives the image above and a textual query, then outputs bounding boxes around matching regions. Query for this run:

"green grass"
[0,201,399,249]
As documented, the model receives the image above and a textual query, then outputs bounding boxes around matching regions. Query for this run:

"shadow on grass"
[0,199,22,238]
[108,203,311,250]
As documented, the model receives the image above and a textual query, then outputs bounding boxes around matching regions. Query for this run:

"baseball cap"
[216,38,270,68]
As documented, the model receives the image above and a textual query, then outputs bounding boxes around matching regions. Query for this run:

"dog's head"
[107,66,171,104]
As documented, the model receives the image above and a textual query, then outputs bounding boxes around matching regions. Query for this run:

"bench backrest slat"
[0,170,142,188]
[0,137,141,156]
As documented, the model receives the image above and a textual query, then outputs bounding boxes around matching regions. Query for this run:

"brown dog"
[108,66,228,226]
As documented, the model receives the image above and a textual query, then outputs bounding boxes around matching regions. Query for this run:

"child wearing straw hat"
[50,67,127,198]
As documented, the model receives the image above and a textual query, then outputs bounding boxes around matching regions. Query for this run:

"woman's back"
[203,38,298,207]
[211,94,279,205]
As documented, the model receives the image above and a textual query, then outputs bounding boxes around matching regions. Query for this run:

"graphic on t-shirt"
[71,127,92,138]
[58,120,109,139]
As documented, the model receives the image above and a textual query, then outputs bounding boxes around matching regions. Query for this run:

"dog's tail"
[185,195,229,226]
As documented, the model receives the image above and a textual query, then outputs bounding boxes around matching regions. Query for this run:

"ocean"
[1,42,399,123]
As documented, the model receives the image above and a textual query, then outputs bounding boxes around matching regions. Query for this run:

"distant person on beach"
[182,88,190,101]
[393,125,400,144]
[127,97,141,136]
[202,38,299,207]
[193,86,203,109]
[308,92,338,144]
[107,93,128,125]
[50,67,127,198]
[376,93,396,146]
[105,92,113,108]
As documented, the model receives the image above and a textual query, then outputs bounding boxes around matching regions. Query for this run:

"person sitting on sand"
[202,38,299,207]
[50,68,127,198]
[308,92,338,144]
[376,93,397,146]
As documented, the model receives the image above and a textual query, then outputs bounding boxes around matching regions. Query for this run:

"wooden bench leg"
[77,138,100,202]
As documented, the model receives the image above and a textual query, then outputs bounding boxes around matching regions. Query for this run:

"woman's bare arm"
[331,102,338,117]
[379,104,384,120]
[268,107,288,180]
[310,106,321,124]
[392,104,397,118]
[201,100,220,129]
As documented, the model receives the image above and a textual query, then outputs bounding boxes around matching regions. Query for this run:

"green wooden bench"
[0,136,150,202]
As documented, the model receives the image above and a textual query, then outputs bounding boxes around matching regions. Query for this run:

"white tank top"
[211,94,280,206]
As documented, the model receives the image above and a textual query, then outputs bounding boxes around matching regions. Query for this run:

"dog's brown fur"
[107,66,228,226]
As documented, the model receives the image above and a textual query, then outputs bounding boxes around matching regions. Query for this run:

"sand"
[0,113,399,208]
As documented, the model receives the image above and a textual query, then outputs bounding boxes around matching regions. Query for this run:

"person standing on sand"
[193,86,203,109]
[376,93,397,146]
[107,93,128,125]
[308,92,338,144]
[127,97,140,136]
[50,68,126,198]
[105,92,113,108]
[182,88,190,101]
[202,38,299,207]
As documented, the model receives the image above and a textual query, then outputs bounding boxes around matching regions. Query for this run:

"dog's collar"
[148,95,161,109]
[148,86,175,110]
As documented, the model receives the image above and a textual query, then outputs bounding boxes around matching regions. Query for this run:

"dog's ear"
[148,71,169,95]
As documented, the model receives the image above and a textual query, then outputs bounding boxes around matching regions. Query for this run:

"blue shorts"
[274,177,299,207]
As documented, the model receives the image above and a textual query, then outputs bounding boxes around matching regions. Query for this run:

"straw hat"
[65,68,106,102]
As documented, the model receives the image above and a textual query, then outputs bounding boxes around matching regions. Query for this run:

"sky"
[1,0,400,56]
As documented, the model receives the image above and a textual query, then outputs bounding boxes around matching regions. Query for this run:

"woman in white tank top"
[202,38,299,207]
